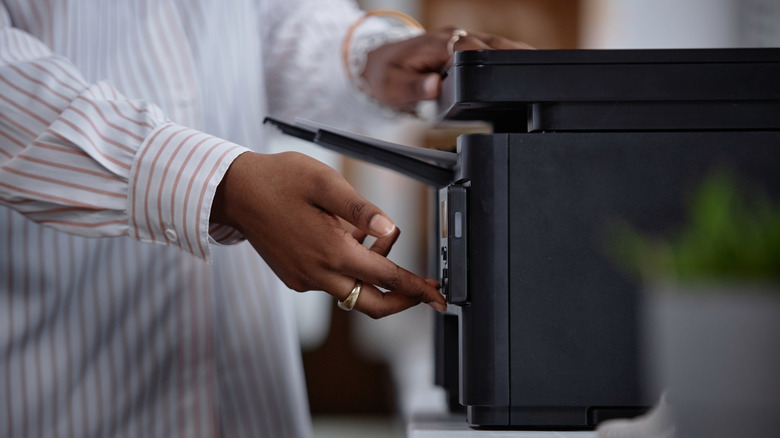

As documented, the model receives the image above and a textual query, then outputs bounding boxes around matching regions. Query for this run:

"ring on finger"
[447,29,468,57]
[337,279,362,311]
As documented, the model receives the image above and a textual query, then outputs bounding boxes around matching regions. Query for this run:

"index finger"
[340,244,446,312]
[468,30,535,50]
[354,279,442,319]
[450,32,492,52]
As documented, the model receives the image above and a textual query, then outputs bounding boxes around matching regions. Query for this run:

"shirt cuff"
[344,16,425,119]
[128,123,249,262]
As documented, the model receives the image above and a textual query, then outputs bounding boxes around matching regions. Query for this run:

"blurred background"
[268,0,780,436]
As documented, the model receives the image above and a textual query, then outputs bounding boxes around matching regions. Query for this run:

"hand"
[211,151,447,318]
[361,26,533,113]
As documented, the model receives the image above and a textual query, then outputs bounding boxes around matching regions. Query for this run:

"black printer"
[266,47,780,429]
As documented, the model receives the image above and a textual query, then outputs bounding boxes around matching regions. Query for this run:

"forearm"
[0,14,247,261]
[262,0,419,129]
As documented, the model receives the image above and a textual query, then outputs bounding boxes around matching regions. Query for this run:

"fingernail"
[369,214,395,237]
[430,301,447,313]
[422,74,439,99]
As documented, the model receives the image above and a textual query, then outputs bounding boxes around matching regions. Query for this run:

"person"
[0,1,525,437]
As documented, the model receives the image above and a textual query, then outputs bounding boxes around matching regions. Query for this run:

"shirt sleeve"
[0,9,248,262]
[262,0,416,130]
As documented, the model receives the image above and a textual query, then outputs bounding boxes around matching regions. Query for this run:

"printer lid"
[451,47,780,66]
[438,48,780,131]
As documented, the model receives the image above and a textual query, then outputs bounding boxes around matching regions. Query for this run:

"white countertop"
[407,412,597,438]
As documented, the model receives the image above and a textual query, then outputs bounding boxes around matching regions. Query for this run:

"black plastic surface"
[453,47,780,65]
[263,116,317,142]
[433,313,463,412]
[445,185,469,305]
[315,130,454,187]
[528,101,780,132]
[452,130,780,428]
[263,117,456,187]
[455,134,511,411]
[438,48,780,131]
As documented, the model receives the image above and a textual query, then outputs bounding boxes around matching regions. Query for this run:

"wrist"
[211,151,258,231]
[342,10,425,114]
[129,122,247,260]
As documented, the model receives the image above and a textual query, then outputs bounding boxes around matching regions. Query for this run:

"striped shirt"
[0,1,400,437]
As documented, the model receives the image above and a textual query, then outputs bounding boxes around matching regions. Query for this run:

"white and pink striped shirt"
[0,1,401,437]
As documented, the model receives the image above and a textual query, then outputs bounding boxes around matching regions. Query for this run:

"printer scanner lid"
[437,48,780,131]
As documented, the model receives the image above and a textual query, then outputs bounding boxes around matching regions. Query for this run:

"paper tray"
[264,117,457,188]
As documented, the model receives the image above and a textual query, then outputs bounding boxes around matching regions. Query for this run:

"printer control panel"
[439,184,468,305]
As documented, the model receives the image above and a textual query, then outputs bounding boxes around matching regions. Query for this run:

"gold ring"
[338,280,362,311]
[447,29,468,57]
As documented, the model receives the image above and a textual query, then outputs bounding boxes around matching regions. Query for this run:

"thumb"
[316,174,396,238]
[342,193,396,238]
[416,73,441,101]
[367,213,396,237]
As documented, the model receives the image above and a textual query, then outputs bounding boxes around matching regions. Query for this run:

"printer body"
[266,47,780,429]
[434,48,780,428]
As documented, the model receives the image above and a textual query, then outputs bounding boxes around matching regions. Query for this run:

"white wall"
[359,0,421,18]
[582,0,780,49]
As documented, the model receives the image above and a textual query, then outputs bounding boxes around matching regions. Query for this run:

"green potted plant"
[609,170,780,438]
